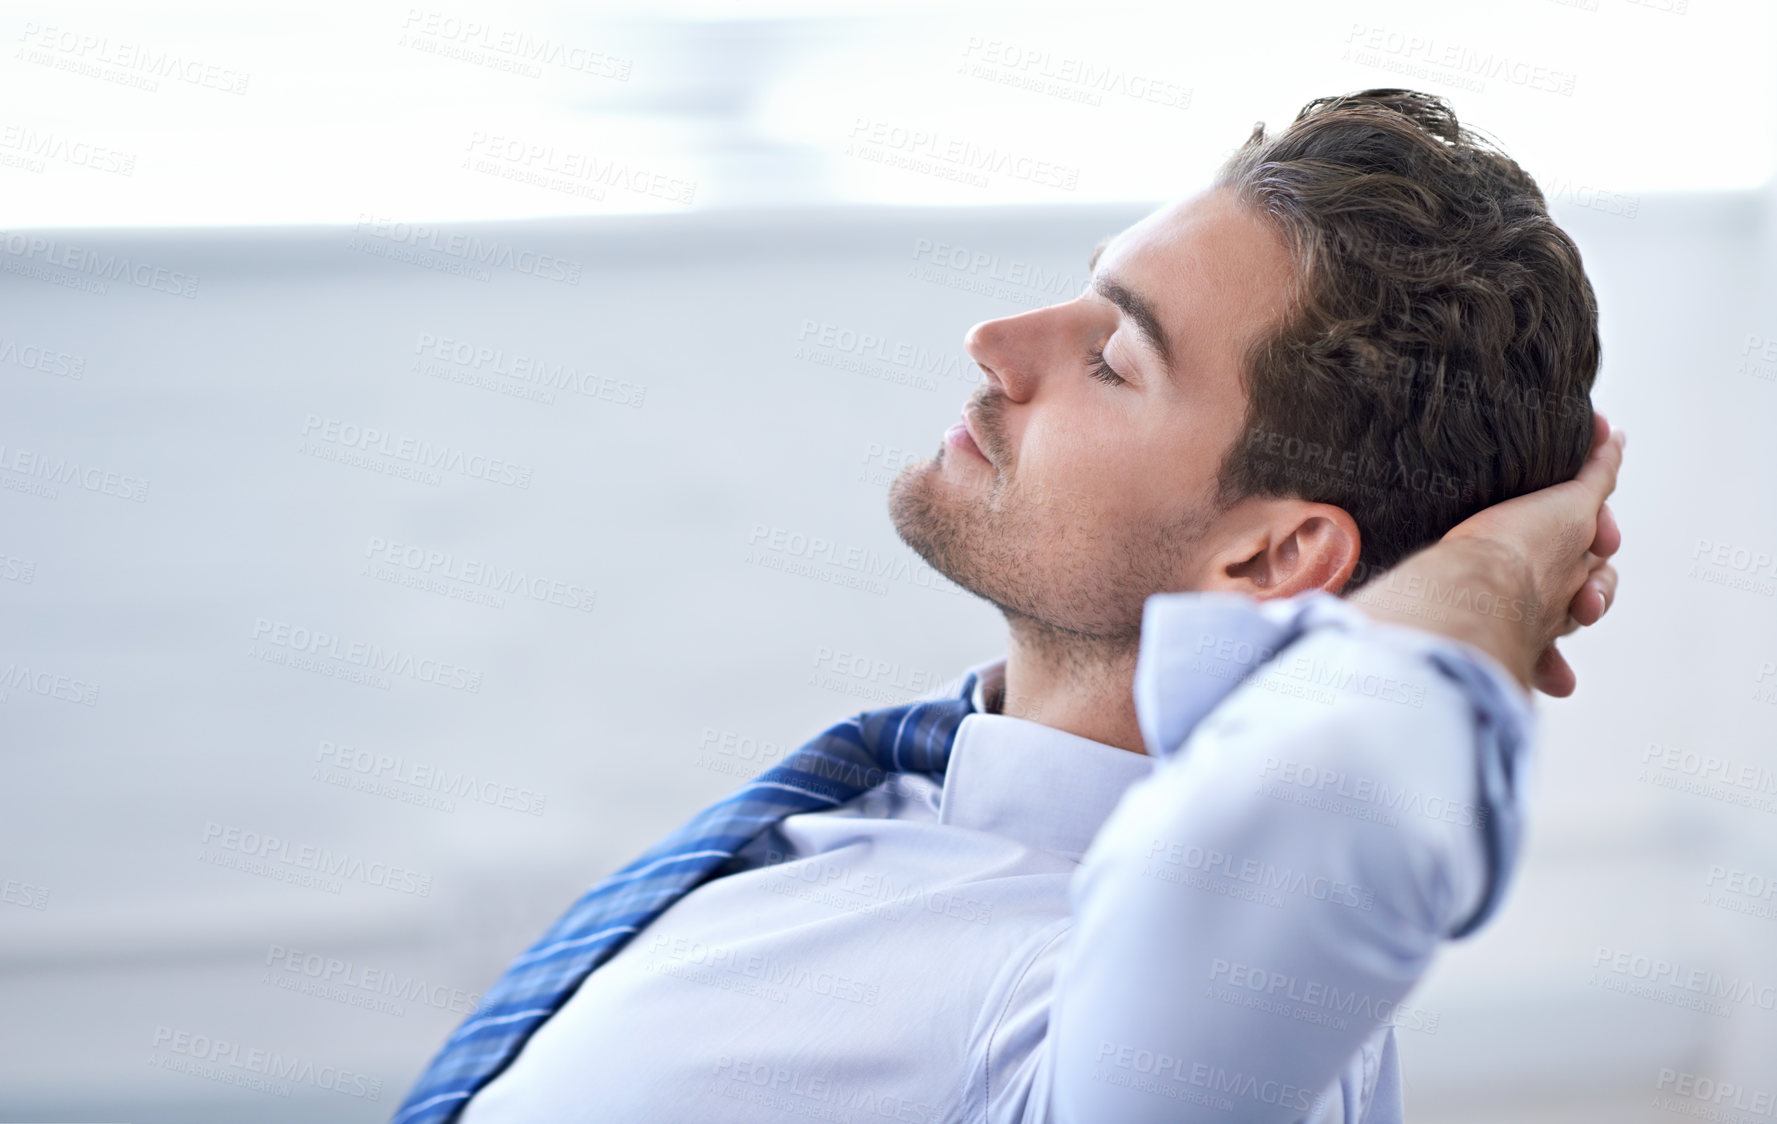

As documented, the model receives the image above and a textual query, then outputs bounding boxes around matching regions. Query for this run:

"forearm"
[1348,537,1542,692]
[1045,594,1533,1123]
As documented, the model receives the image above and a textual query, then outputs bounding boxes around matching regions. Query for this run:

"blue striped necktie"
[392,673,981,1124]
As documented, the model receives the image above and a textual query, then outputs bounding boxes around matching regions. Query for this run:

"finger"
[1532,643,1576,698]
[1566,557,1619,627]
[1568,588,1602,628]
[1590,560,1617,618]
[1559,550,1601,627]
[1573,422,1626,507]
[1591,502,1621,559]
[1568,565,1603,626]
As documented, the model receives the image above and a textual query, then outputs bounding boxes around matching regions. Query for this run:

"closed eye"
[1085,346,1125,386]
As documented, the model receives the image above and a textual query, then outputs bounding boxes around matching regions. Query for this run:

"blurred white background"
[2,1,1775,1121]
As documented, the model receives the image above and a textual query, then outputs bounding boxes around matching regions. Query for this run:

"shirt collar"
[940,657,1156,863]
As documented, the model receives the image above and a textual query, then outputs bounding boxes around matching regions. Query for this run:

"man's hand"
[1350,413,1626,696]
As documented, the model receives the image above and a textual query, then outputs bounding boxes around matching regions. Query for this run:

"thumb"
[1572,417,1626,508]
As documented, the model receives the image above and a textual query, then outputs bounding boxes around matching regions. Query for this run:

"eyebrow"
[1088,237,1174,373]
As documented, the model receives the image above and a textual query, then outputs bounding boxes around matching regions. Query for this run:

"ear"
[1202,501,1361,600]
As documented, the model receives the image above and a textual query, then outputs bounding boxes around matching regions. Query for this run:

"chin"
[888,457,985,590]
[890,463,1191,646]
[888,459,1051,622]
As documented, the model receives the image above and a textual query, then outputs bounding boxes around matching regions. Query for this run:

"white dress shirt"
[459,593,1529,1123]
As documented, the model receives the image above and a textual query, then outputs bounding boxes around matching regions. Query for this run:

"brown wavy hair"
[1213,88,1600,589]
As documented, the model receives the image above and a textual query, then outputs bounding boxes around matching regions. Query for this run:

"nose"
[963,309,1050,404]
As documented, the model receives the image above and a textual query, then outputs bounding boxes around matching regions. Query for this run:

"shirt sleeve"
[1038,590,1536,1124]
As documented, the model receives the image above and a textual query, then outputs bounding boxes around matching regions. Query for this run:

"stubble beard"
[887,408,1213,656]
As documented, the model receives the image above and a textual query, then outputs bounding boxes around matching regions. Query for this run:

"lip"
[947,410,991,465]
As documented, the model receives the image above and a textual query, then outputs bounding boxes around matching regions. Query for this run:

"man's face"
[888,186,1297,645]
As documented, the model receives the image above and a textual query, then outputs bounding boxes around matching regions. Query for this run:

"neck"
[997,613,1145,754]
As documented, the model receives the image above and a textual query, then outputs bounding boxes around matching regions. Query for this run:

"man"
[394,89,1621,1122]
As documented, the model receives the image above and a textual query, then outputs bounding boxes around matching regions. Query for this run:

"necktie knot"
[855,672,980,776]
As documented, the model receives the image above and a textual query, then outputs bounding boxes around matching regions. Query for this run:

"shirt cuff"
[1133,589,1537,938]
